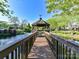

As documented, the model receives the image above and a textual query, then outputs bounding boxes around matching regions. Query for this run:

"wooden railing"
[0,32,37,59]
[45,32,79,59]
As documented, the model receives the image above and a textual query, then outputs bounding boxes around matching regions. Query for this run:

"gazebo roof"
[32,18,50,26]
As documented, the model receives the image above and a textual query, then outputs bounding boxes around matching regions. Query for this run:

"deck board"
[28,37,56,59]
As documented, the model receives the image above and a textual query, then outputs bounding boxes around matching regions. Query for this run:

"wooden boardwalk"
[28,37,56,59]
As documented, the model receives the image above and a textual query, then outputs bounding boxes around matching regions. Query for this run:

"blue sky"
[0,0,53,23]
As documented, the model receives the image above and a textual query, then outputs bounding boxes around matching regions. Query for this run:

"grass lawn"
[52,31,79,41]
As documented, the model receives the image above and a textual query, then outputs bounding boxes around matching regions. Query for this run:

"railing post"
[69,48,71,59]
[18,46,21,59]
[11,51,14,59]
[23,40,29,59]
[25,41,28,59]
[28,40,30,54]
[6,55,9,59]
[60,43,63,59]
[62,44,64,59]
[15,48,17,59]
[21,41,24,59]
[66,46,68,59]
[56,40,58,59]
[73,51,76,59]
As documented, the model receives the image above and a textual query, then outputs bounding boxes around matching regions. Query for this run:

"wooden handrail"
[0,32,37,59]
[45,32,79,59]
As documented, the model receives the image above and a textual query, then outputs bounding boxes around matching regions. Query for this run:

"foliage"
[0,21,9,28]
[16,29,25,35]
[9,16,20,29]
[47,18,58,30]
[47,15,79,30]
[19,19,32,32]
[0,33,11,39]
[53,31,79,41]
[20,19,27,29]
[0,0,12,17]
[0,29,16,39]
[46,0,79,15]
[23,23,32,32]
[47,15,69,30]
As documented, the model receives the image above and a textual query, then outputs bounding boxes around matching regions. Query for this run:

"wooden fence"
[45,32,79,59]
[0,32,37,59]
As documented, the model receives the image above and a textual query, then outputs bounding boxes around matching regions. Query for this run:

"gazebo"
[32,16,50,31]
[32,16,50,36]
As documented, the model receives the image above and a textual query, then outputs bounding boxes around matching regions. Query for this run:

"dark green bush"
[0,33,12,39]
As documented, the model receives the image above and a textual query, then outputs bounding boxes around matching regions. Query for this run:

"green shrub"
[24,28,31,32]
[16,29,25,35]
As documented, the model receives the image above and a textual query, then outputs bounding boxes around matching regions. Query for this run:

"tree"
[47,18,58,30]
[27,23,32,30]
[47,15,70,30]
[9,16,20,29]
[0,21,9,28]
[46,0,79,15]
[20,19,27,29]
[0,0,12,17]
[24,23,32,32]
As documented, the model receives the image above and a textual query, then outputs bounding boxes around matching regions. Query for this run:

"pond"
[0,33,32,48]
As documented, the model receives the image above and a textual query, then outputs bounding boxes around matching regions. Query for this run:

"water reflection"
[0,33,32,47]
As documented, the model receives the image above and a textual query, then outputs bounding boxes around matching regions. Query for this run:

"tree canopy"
[0,21,9,28]
[9,16,20,29]
[46,0,79,15]
[0,0,12,17]
[47,15,79,30]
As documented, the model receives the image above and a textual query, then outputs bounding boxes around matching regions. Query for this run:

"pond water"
[0,33,32,47]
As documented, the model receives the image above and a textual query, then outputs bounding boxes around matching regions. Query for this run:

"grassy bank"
[52,31,79,41]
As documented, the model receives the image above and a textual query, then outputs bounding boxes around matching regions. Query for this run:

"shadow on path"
[28,37,56,59]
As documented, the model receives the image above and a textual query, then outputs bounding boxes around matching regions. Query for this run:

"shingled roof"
[32,18,50,26]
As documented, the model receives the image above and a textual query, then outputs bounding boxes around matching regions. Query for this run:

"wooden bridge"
[28,37,55,59]
[0,31,79,59]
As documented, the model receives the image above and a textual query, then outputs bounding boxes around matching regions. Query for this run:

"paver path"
[28,37,56,59]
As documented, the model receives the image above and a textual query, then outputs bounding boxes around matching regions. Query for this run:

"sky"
[0,0,53,23]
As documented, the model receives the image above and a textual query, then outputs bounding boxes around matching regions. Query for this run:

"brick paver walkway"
[28,37,56,59]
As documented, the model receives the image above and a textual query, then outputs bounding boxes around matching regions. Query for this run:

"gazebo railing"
[45,32,79,59]
[0,32,37,59]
